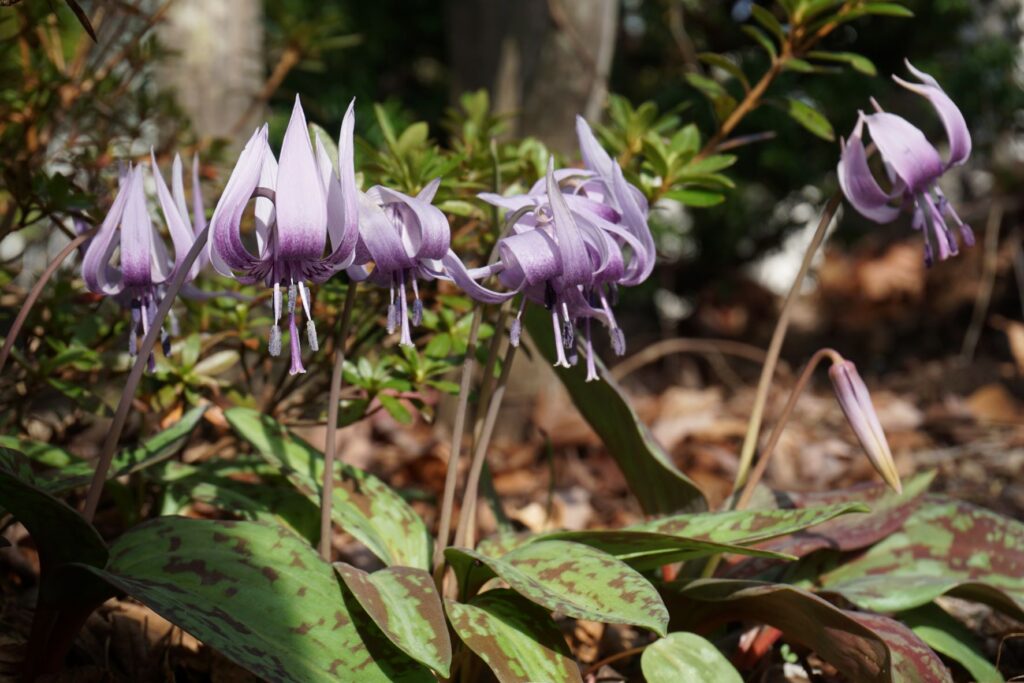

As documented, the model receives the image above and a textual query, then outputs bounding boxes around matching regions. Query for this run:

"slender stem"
[81,227,210,523]
[472,306,510,443]
[734,348,841,511]
[320,282,358,561]
[454,339,517,550]
[432,307,484,582]
[584,645,649,677]
[608,336,769,381]
[0,226,97,374]
[733,190,842,492]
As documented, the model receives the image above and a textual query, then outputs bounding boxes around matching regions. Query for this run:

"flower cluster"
[84,100,655,380]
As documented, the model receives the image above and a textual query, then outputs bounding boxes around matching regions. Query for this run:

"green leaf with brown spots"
[523,306,707,516]
[75,517,433,683]
[641,633,742,683]
[899,603,1004,683]
[631,501,870,547]
[539,529,795,570]
[225,408,431,570]
[335,563,451,676]
[816,495,1024,620]
[445,590,582,683]
[446,540,669,635]
[847,612,952,683]
[662,579,892,682]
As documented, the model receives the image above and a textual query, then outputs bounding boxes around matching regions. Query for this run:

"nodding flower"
[346,177,450,347]
[445,117,655,381]
[82,153,206,369]
[838,60,973,267]
[208,96,358,375]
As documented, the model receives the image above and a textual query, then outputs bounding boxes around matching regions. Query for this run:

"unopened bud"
[829,360,902,494]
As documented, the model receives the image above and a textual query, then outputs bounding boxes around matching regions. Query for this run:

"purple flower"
[347,178,450,347]
[828,360,902,494]
[209,96,358,374]
[446,158,634,380]
[82,153,205,365]
[838,61,973,266]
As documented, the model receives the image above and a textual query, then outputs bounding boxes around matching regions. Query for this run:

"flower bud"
[828,360,902,494]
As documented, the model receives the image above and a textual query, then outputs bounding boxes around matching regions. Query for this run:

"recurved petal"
[208,127,267,277]
[254,135,278,259]
[315,133,354,270]
[82,171,134,295]
[151,151,198,280]
[610,161,655,286]
[440,249,514,304]
[894,61,971,168]
[576,115,614,179]
[275,96,327,261]
[120,166,155,288]
[863,112,944,192]
[355,191,413,272]
[497,229,563,291]
[327,98,360,264]
[376,184,450,260]
[546,158,592,288]
[478,192,537,213]
[190,153,210,271]
[837,126,901,224]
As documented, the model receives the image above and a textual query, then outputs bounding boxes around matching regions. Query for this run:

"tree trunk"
[446,0,618,152]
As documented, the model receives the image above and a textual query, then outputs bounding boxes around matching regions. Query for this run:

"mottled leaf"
[446,590,582,683]
[77,517,433,683]
[899,603,1004,683]
[225,408,431,569]
[541,529,795,570]
[446,540,668,635]
[523,307,707,515]
[818,496,1024,619]
[335,563,451,676]
[663,579,891,682]
[636,501,869,547]
[848,612,952,683]
[641,632,742,683]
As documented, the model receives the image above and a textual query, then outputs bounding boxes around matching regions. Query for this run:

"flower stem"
[432,306,484,583]
[319,281,358,561]
[0,225,97,374]
[733,348,841,511]
[81,226,210,523]
[453,336,517,550]
[733,190,842,493]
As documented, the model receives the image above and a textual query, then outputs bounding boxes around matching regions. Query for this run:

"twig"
[0,225,97,374]
[229,45,302,137]
[81,226,210,522]
[583,645,649,677]
[961,200,1003,361]
[733,190,844,491]
[609,337,769,381]
[319,282,358,561]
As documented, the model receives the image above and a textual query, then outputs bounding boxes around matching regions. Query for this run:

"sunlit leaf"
[641,632,742,683]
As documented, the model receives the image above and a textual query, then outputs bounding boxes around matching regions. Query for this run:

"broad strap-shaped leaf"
[76,517,433,683]
[662,579,891,682]
[0,448,107,571]
[446,540,668,635]
[335,563,451,677]
[523,306,707,515]
[225,407,432,569]
[641,632,742,683]
[817,495,1024,619]
[725,472,934,580]
[847,612,952,683]
[899,603,1005,683]
[445,590,583,683]
[633,501,869,546]
[540,529,795,571]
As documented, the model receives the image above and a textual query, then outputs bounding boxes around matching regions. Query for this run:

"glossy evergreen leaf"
[225,408,432,569]
[446,540,669,635]
[808,50,877,76]
[446,590,582,683]
[335,563,452,676]
[523,306,707,515]
[77,517,433,683]
[780,97,834,141]
[663,189,726,207]
[641,632,742,683]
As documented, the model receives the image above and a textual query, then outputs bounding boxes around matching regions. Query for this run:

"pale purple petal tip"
[275,96,327,262]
